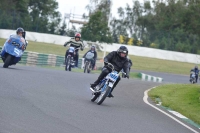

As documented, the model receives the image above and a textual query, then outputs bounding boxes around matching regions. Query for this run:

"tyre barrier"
[0,46,103,69]
[139,73,163,83]
[0,46,66,67]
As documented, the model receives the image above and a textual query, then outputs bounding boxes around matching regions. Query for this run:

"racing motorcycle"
[83,51,94,73]
[90,62,126,105]
[65,47,79,71]
[190,71,196,84]
[1,35,27,68]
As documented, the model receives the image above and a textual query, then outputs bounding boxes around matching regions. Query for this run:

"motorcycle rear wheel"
[91,92,99,102]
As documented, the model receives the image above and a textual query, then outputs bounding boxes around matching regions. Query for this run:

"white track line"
[143,88,199,133]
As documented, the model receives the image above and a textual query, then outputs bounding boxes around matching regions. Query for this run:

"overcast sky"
[56,0,145,29]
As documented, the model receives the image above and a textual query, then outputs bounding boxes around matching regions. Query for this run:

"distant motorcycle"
[1,35,27,68]
[90,62,126,105]
[190,71,196,84]
[83,52,94,73]
[65,47,78,71]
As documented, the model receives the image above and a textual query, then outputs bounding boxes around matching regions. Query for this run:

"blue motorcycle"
[1,35,27,68]
[90,62,126,105]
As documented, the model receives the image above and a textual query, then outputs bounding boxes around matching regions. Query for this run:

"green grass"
[149,84,200,125]
[0,38,196,75]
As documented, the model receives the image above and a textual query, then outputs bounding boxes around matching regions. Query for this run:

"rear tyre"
[3,54,12,68]
[91,93,99,102]
[97,86,111,105]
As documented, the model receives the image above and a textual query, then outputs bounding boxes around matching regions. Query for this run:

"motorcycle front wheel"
[97,86,111,105]
[84,62,88,73]
[65,57,71,71]
[3,54,13,68]
[87,62,92,73]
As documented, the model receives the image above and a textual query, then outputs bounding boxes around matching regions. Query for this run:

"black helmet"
[16,27,26,38]
[91,45,95,52]
[117,46,128,58]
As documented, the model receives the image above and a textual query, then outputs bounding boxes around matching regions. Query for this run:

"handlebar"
[104,62,128,78]
[104,62,114,71]
[120,71,126,75]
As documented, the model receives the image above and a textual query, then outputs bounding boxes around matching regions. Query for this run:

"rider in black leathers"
[90,46,130,98]
[64,33,84,67]
[83,45,97,70]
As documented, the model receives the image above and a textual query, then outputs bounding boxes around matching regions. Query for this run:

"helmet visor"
[121,50,127,54]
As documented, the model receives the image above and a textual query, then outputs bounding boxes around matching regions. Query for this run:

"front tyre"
[97,86,111,105]
[65,57,71,71]
[84,62,88,73]
[87,62,91,73]
[3,54,13,68]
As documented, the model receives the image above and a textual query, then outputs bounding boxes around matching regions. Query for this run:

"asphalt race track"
[0,64,199,133]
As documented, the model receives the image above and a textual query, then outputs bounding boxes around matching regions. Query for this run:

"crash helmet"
[91,45,96,52]
[75,33,81,41]
[117,45,128,58]
[16,27,25,38]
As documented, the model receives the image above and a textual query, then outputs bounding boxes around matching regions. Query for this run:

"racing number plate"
[14,48,20,56]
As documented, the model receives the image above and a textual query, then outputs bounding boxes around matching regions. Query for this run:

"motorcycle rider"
[64,33,84,67]
[90,46,130,98]
[1,27,27,60]
[83,45,97,70]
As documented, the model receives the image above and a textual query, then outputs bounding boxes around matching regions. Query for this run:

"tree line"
[110,0,200,54]
[0,0,76,36]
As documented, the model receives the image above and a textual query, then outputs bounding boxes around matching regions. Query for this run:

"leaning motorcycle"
[90,62,126,105]
[84,51,94,73]
[1,35,27,68]
[65,47,78,71]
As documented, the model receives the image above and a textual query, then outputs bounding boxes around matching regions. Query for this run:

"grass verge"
[148,84,200,125]
[0,38,196,75]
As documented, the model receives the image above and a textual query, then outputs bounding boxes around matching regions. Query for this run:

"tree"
[110,2,143,44]
[28,0,61,33]
[58,19,67,35]
[66,25,77,37]
[81,11,112,43]
[0,0,62,34]
[0,0,29,29]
